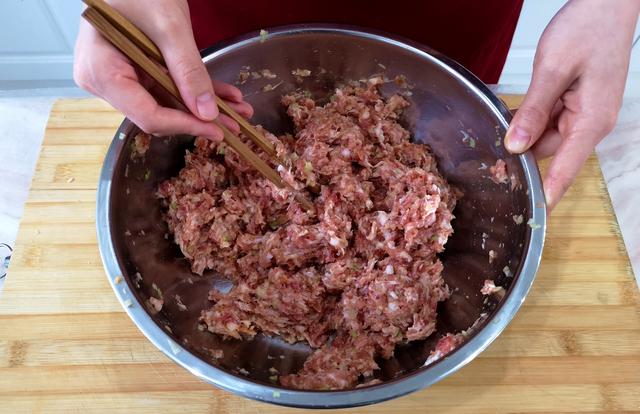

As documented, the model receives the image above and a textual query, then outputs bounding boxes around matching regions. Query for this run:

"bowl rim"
[97,24,546,408]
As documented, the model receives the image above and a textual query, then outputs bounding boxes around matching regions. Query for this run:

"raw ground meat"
[131,132,150,158]
[489,159,508,184]
[481,279,505,296]
[481,279,506,301]
[157,78,458,390]
[424,333,465,365]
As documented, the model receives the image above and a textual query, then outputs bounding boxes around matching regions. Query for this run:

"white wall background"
[0,0,81,88]
[499,0,640,95]
[0,0,638,94]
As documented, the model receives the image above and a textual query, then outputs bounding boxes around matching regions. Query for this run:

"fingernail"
[196,93,218,120]
[506,127,530,153]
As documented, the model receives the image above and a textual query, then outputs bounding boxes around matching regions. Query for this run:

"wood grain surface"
[0,97,639,414]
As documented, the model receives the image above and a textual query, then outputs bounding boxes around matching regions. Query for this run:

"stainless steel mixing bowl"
[97,25,546,408]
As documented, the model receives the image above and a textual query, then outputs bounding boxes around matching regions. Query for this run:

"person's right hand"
[73,0,253,141]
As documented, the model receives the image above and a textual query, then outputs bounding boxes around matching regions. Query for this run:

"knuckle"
[516,105,548,126]
[557,176,572,196]
[579,107,619,137]
[73,55,123,94]
[137,109,175,137]
[533,54,574,82]
[133,118,157,136]
[532,54,549,73]
[109,71,129,85]
[533,58,558,77]
[73,69,87,90]
[227,85,242,100]
[546,171,571,197]
[156,15,183,34]
[532,53,549,72]
[175,60,206,85]
[599,115,617,134]
[598,107,620,133]
[73,63,92,91]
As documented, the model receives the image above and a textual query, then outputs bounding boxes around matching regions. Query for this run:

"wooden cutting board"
[1,97,639,414]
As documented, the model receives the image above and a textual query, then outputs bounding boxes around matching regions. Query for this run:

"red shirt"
[188,0,523,84]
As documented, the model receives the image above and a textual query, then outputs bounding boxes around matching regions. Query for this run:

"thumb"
[157,30,218,121]
[505,65,573,153]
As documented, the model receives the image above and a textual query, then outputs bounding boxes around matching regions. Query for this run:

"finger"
[155,26,219,121]
[212,80,244,103]
[531,128,563,160]
[103,72,223,141]
[542,120,599,211]
[106,2,217,120]
[225,100,254,119]
[218,113,241,135]
[530,102,564,159]
[149,106,223,140]
[549,100,563,124]
[505,64,574,154]
[212,80,254,118]
[103,0,218,120]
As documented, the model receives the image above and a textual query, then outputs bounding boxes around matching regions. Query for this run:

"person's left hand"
[504,0,640,211]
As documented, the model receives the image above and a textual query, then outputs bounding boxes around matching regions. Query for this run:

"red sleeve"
[188,0,523,84]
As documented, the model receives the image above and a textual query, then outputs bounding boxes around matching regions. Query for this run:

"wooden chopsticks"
[81,0,313,211]
[82,0,165,65]
[82,0,277,158]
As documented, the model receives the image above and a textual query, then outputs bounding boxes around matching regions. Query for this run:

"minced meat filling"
[489,158,508,184]
[157,79,458,390]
